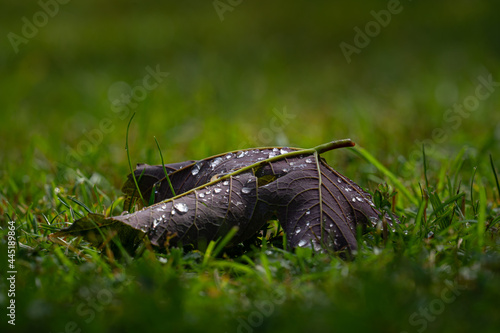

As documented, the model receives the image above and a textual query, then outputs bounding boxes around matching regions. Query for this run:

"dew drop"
[153,219,160,229]
[191,161,203,176]
[298,239,308,247]
[205,190,211,195]
[241,187,251,194]
[223,180,229,186]
[174,202,189,214]
[282,168,289,173]
[305,210,311,215]
[214,188,222,194]
[237,151,245,158]
[337,178,342,183]
[312,241,322,252]
[225,153,233,159]
[268,151,277,158]
[305,158,313,163]
[295,227,302,234]
[199,193,205,198]
[210,157,223,169]
[280,148,288,155]
[355,197,363,202]
[171,209,175,215]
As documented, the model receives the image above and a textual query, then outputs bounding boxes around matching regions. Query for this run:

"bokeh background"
[1,1,500,332]
[2,0,499,191]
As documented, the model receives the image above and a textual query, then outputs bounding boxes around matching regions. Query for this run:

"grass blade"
[423,144,429,190]
[125,112,146,206]
[212,226,239,258]
[477,178,486,250]
[154,136,176,197]
[68,196,94,214]
[490,154,500,201]
[352,146,418,206]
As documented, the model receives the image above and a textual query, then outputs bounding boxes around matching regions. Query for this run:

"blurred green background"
[2,0,499,189]
[1,1,500,332]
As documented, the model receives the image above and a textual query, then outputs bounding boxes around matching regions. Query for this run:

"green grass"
[1,1,500,332]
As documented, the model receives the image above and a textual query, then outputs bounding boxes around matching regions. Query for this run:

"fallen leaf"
[52,139,397,254]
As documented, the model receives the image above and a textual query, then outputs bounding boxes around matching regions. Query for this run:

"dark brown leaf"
[52,140,398,254]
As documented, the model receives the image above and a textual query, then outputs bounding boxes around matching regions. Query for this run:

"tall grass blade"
[125,113,146,206]
[477,180,486,249]
[489,154,500,201]
[352,146,418,205]
[154,136,176,197]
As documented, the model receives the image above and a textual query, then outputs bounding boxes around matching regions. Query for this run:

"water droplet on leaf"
[191,161,203,176]
[241,187,251,194]
[210,157,223,169]
[174,202,188,214]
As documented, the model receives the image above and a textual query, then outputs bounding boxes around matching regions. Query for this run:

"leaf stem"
[313,139,355,154]
[140,139,356,209]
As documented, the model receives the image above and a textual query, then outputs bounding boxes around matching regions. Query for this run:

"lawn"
[1,1,500,332]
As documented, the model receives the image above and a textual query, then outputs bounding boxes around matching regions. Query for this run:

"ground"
[1,1,500,332]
